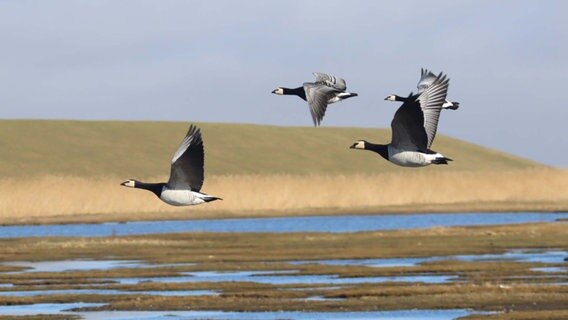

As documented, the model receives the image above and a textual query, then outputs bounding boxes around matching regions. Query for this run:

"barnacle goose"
[121,124,221,205]
[385,68,460,110]
[350,72,453,167]
[272,72,358,126]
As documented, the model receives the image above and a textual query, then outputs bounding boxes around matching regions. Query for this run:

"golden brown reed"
[0,168,566,225]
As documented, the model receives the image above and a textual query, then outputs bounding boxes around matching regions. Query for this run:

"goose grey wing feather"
[303,82,338,126]
[390,95,428,151]
[312,72,347,91]
[167,124,204,191]
[416,73,450,148]
[417,68,438,93]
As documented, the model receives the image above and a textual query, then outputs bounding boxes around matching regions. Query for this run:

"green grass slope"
[0,120,541,178]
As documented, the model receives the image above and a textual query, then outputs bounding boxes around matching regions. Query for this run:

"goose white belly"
[328,96,341,104]
[160,188,205,206]
[328,92,355,104]
[388,146,428,167]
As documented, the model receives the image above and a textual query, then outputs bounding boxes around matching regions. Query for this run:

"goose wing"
[167,124,205,191]
[390,94,428,151]
[313,72,347,91]
[416,72,450,148]
[416,68,438,93]
[303,82,338,126]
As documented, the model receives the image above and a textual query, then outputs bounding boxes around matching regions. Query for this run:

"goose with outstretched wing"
[121,124,221,206]
[272,72,358,126]
[351,72,453,167]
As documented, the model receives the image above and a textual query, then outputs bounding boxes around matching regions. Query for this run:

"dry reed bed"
[0,168,567,224]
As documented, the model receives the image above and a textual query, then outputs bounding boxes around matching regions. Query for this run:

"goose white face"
[272,87,284,95]
[120,179,136,188]
[350,140,366,150]
[385,94,396,101]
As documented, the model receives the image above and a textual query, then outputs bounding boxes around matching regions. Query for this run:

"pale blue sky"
[0,1,566,166]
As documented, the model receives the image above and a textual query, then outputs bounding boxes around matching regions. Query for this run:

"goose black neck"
[283,87,307,101]
[365,142,389,160]
[135,182,165,197]
[394,95,408,102]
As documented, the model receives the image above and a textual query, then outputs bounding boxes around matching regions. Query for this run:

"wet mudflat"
[0,216,566,319]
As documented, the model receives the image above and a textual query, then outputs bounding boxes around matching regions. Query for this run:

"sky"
[0,1,566,166]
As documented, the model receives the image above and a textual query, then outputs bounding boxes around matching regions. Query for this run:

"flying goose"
[121,124,221,205]
[385,68,460,110]
[272,72,358,126]
[350,72,452,167]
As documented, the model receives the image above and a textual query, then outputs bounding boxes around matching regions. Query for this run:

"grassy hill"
[0,120,541,178]
[1,120,565,224]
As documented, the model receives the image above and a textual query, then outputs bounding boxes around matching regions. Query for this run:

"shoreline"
[1,201,566,226]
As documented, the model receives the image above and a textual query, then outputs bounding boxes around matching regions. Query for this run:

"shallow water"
[1,260,142,273]
[0,259,195,274]
[1,212,566,238]
[0,303,104,315]
[292,257,430,268]
[292,249,568,268]
[0,289,217,297]
[452,249,568,264]
[531,267,567,273]
[0,303,488,320]
[112,270,456,285]
[74,310,483,320]
[303,295,346,301]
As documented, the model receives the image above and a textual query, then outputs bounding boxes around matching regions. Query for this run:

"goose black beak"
[120,180,134,187]
[271,89,277,94]
[349,143,357,149]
